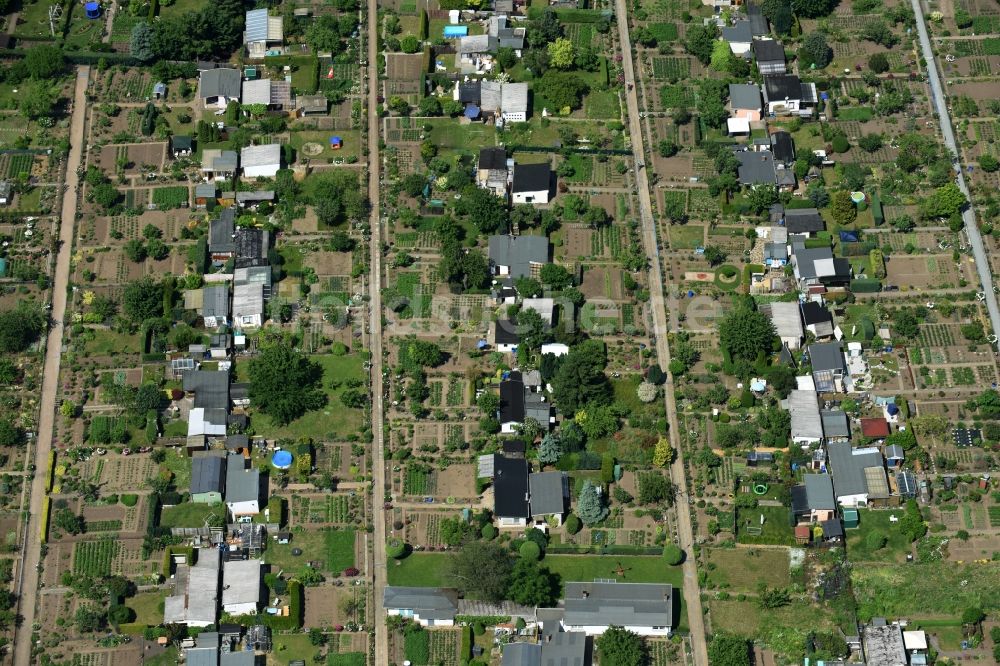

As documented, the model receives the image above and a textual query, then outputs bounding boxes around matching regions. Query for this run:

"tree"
[862,20,897,47]
[791,0,836,17]
[248,344,326,425]
[638,472,675,505]
[652,437,674,467]
[130,22,155,62]
[685,24,716,64]
[25,45,64,79]
[418,96,441,116]
[75,606,106,633]
[507,559,560,607]
[830,190,857,225]
[710,40,733,72]
[868,52,890,73]
[708,634,751,666]
[538,433,563,464]
[576,480,608,525]
[533,9,563,44]
[697,79,729,129]
[386,538,406,559]
[0,420,23,448]
[19,81,56,120]
[402,340,445,368]
[547,38,575,68]
[922,183,966,219]
[596,626,649,666]
[564,514,581,534]
[540,263,573,289]
[0,307,44,353]
[718,300,775,364]
[459,187,509,233]
[123,239,147,263]
[519,540,541,561]
[807,183,830,208]
[663,544,683,565]
[496,46,518,70]
[858,134,884,153]
[961,321,985,342]
[312,171,367,226]
[122,277,163,322]
[657,140,679,158]
[747,184,779,214]
[802,32,833,68]
[961,607,985,626]
[54,508,84,535]
[979,154,999,173]
[400,35,420,53]
[647,364,666,385]
[764,0,793,34]
[447,541,513,602]
[539,70,589,110]
[898,499,926,542]
[703,245,727,267]
[551,340,611,413]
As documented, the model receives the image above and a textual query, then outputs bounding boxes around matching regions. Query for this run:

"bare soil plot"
[435,464,476,499]
[305,250,354,275]
[580,267,623,300]
[947,535,1000,562]
[563,225,594,259]
[304,583,365,628]
[947,81,1000,105]
[386,53,427,82]
[885,255,958,288]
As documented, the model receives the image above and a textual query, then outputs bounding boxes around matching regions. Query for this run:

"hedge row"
[161,546,195,577]
[40,496,50,543]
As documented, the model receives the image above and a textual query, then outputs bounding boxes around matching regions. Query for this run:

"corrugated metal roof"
[240,144,281,169]
[245,8,270,43]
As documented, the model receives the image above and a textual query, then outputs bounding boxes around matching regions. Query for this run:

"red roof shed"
[860,418,890,438]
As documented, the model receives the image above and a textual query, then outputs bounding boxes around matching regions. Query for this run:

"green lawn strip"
[270,634,323,665]
[158,502,225,529]
[265,529,331,573]
[326,528,356,573]
[736,505,795,546]
[126,590,168,625]
[851,563,1000,619]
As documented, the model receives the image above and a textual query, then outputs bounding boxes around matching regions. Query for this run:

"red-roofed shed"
[860,418,890,438]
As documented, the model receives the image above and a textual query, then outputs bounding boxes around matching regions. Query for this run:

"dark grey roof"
[562,581,672,629]
[794,247,836,279]
[803,473,836,511]
[765,242,788,261]
[763,74,802,102]
[822,519,844,539]
[784,208,824,233]
[226,434,249,449]
[479,147,507,170]
[528,471,567,516]
[746,1,769,35]
[460,81,481,104]
[885,444,904,460]
[494,455,530,519]
[220,652,254,666]
[499,375,525,423]
[729,84,762,111]
[171,135,194,151]
[502,643,541,666]
[200,68,242,100]
[191,453,226,494]
[488,235,549,279]
[225,453,261,504]
[503,439,526,455]
[495,319,520,345]
[791,485,809,515]
[722,20,752,44]
[821,409,850,438]
[234,228,269,267]
[800,301,832,326]
[827,442,885,499]
[753,39,785,63]
[196,182,217,199]
[771,131,795,164]
[383,587,458,620]
[209,208,237,253]
[524,391,552,425]
[809,342,845,373]
[736,150,777,185]
[896,470,917,496]
[202,285,230,319]
[235,191,275,204]
[512,163,551,194]
[184,370,231,410]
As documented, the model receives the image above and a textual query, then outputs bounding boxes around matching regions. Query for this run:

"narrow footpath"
[13,65,90,666]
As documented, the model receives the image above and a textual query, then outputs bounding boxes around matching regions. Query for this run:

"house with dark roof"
[477,147,510,197]
[191,453,226,503]
[296,93,328,116]
[234,227,270,268]
[544,581,674,636]
[383,587,458,627]
[199,68,242,109]
[489,15,526,51]
[502,633,587,666]
[208,208,236,263]
[201,285,230,329]
[494,455,530,526]
[771,131,795,165]
[729,84,763,121]
[528,471,569,523]
[791,473,837,524]
[784,208,825,235]
[822,409,851,442]
[184,370,231,411]
[722,20,752,55]
[753,39,786,75]
[809,341,847,393]
[202,149,239,181]
[736,150,777,187]
[793,247,851,287]
[512,163,552,205]
[827,441,889,507]
[498,372,553,434]
[171,135,194,158]
[225,453,262,520]
[494,319,520,353]
[801,301,835,338]
[488,235,549,279]
[746,0,769,36]
[502,440,526,458]
[195,182,217,208]
[762,74,818,116]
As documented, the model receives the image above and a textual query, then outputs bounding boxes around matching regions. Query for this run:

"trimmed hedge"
[40,496,50,543]
[161,546,195,577]
[851,278,882,293]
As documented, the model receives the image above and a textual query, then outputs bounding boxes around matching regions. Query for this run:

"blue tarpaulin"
[464,104,480,118]
[839,230,860,243]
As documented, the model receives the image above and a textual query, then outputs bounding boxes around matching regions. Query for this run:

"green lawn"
[387,553,448,587]
[82,330,141,356]
[584,90,621,119]
[845,508,911,562]
[158,502,226,529]
[161,448,192,491]
[708,598,839,658]
[126,590,167,625]
[326,528,356,572]
[288,130,362,162]
[265,529,328,573]
[142,647,179,666]
[668,224,704,250]
[271,633,323,665]
[427,119,497,152]
[253,354,367,440]
[736,505,795,546]
[704,548,791,591]
[851,562,1000,620]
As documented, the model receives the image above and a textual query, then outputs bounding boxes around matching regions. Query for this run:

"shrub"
[564,514,582,534]
[831,135,850,153]
[473,622,486,635]
[481,524,497,540]
[519,541,541,561]
[386,538,406,559]
[120,494,138,507]
[663,544,684,565]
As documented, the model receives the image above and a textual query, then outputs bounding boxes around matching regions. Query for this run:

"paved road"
[365,4,390,665]
[910,0,1000,347]
[12,65,90,666]
[613,7,708,665]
